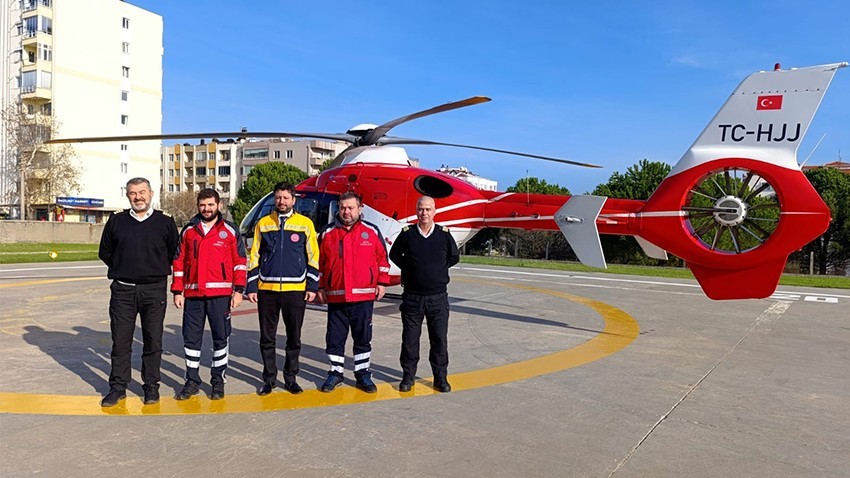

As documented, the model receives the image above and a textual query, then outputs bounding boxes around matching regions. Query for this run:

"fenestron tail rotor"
[683,167,781,254]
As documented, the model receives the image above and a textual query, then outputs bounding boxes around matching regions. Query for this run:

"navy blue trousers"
[326,301,373,378]
[182,295,231,385]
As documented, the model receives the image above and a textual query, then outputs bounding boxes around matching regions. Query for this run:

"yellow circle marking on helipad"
[0,277,639,416]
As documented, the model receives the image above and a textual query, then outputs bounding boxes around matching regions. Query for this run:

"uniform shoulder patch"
[402,226,410,232]
[441,225,449,232]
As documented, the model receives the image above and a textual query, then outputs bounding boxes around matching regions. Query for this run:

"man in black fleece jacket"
[389,196,459,393]
[98,177,178,407]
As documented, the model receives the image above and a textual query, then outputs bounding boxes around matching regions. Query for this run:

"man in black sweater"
[98,177,178,407]
[389,196,459,393]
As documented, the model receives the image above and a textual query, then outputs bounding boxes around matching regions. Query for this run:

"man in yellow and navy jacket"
[246,182,319,396]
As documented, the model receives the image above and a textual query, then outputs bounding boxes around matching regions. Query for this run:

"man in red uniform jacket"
[317,192,391,393]
[171,188,247,400]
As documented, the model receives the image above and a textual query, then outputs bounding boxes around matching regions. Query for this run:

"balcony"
[21,0,52,13]
[20,85,52,100]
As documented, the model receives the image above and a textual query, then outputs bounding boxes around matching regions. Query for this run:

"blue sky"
[131,1,849,194]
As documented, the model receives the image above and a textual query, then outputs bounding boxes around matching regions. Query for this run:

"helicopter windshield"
[239,191,338,239]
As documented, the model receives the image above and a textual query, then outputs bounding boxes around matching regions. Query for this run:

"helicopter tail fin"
[634,62,847,299]
[554,195,608,269]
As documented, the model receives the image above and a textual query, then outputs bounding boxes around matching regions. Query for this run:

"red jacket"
[172,214,247,298]
[319,218,391,303]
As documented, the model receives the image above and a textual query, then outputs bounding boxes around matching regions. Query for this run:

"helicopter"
[49,62,848,300]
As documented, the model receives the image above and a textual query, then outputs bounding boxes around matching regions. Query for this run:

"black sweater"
[99,210,179,284]
[389,224,459,295]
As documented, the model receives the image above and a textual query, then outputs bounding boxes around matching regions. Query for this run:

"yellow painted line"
[0,277,106,289]
[0,278,639,416]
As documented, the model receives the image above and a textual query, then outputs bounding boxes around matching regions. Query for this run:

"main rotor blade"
[361,96,491,145]
[379,137,602,168]
[45,131,356,144]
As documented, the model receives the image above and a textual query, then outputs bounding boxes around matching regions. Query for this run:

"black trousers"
[182,296,231,385]
[107,280,167,391]
[399,292,449,379]
[257,290,305,384]
[326,301,373,378]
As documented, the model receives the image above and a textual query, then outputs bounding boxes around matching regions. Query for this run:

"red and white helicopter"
[52,62,847,300]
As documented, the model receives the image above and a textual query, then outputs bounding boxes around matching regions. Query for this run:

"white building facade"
[1,0,162,222]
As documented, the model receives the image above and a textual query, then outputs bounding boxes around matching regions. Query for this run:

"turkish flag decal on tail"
[756,95,783,110]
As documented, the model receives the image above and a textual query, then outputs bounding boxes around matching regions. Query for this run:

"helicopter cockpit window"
[413,175,453,199]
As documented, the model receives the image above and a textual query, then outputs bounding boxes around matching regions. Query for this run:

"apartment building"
[1,0,162,222]
[161,138,349,202]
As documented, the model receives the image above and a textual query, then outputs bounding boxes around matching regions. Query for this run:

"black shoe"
[100,388,126,407]
[434,378,452,393]
[355,376,378,393]
[174,380,201,400]
[320,375,344,393]
[257,382,276,396]
[399,375,415,392]
[143,385,160,405]
[283,380,303,395]
[210,382,225,400]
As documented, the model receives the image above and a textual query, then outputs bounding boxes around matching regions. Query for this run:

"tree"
[318,158,335,172]
[160,190,200,227]
[1,105,81,220]
[591,159,671,199]
[793,168,850,274]
[591,159,673,265]
[506,176,571,196]
[229,162,307,224]
[495,177,573,259]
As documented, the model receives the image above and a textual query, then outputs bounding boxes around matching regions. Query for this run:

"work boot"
[355,375,378,393]
[100,388,126,407]
[174,380,201,400]
[143,384,160,405]
[320,374,344,393]
[398,375,415,392]
[210,382,225,400]
[434,376,452,393]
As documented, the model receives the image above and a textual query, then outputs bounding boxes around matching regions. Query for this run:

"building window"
[122,66,130,78]
[220,151,230,161]
[122,17,130,29]
[120,162,128,173]
[196,167,206,176]
[197,151,206,160]
[120,144,128,151]
[243,148,268,159]
[243,165,253,175]
[274,151,280,159]
[218,166,230,176]
[209,151,216,160]
[168,154,174,161]
[168,184,174,192]
[121,90,128,101]
[26,104,35,114]
[41,103,51,115]
[39,44,51,61]
[122,42,130,54]
[120,115,128,125]
[120,186,127,196]
[168,169,174,177]
[286,150,293,159]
